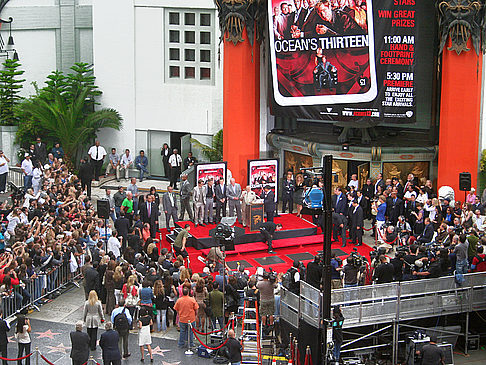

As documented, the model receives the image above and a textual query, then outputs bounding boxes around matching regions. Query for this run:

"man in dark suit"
[331,212,347,247]
[114,213,130,249]
[260,221,283,254]
[261,185,276,222]
[386,190,404,225]
[139,194,159,238]
[70,321,90,365]
[405,195,418,228]
[160,143,171,178]
[163,186,178,234]
[99,322,121,365]
[214,177,227,223]
[349,200,364,246]
[362,179,374,219]
[179,174,194,221]
[83,263,99,300]
[417,217,435,244]
[374,173,386,195]
[332,187,347,215]
[356,190,368,217]
[34,136,47,164]
[78,157,93,199]
[392,178,404,199]
[281,171,295,213]
[0,309,10,365]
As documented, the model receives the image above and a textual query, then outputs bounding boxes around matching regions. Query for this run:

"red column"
[223,30,260,186]
[437,39,482,194]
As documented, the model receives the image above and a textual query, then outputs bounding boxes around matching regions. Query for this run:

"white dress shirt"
[121,154,133,167]
[0,156,9,174]
[88,145,107,161]
[168,154,182,168]
[21,159,33,176]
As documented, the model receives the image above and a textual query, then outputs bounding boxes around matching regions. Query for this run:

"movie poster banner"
[269,0,418,123]
[248,159,279,202]
[196,162,227,184]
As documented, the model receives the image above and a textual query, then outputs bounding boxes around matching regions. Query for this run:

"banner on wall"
[195,162,227,183]
[268,0,419,123]
[248,159,279,202]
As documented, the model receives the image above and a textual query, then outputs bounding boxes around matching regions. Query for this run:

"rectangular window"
[165,9,215,84]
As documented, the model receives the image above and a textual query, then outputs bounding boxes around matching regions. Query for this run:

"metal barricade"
[280,287,300,328]
[2,262,82,320]
[279,272,486,329]
[7,166,24,188]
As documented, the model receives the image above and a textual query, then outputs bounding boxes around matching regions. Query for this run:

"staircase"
[240,299,262,364]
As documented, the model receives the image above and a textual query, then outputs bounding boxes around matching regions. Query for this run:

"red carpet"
[176,213,316,239]
[157,231,372,276]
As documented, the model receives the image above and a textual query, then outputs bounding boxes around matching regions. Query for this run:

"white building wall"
[94,0,223,160]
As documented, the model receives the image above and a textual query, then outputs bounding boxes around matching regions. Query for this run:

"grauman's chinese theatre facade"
[219,0,484,194]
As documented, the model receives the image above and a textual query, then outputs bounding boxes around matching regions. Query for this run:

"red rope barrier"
[191,327,229,350]
[0,353,33,361]
[362,226,374,232]
[376,228,399,245]
[40,354,56,365]
[192,316,232,335]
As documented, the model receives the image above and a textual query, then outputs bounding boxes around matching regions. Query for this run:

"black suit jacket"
[34,142,47,163]
[357,196,368,212]
[140,201,159,225]
[350,206,364,228]
[418,224,435,243]
[332,194,347,215]
[70,330,90,362]
[215,183,227,202]
[78,162,93,182]
[0,319,9,348]
[114,216,130,238]
[386,197,404,223]
[362,184,374,200]
[261,190,276,213]
[99,329,121,361]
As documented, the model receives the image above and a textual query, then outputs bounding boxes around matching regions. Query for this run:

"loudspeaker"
[459,172,471,191]
[97,199,110,219]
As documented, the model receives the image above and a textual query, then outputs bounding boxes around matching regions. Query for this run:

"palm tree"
[19,86,122,166]
[190,129,223,161]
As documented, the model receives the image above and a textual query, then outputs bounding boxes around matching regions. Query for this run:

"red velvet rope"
[0,353,33,361]
[362,226,374,232]
[376,227,399,244]
[191,327,229,350]
[40,354,56,365]
[192,317,232,335]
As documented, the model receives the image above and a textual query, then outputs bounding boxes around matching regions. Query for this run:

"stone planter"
[0,126,19,165]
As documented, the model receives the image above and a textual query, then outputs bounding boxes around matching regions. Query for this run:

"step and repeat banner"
[269,0,428,123]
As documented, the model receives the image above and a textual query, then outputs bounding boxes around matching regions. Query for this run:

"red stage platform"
[175,213,317,250]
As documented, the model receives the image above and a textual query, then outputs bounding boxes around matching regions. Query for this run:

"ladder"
[240,299,262,365]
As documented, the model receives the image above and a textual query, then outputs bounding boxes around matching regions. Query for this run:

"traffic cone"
[272,357,277,365]
[288,358,293,365]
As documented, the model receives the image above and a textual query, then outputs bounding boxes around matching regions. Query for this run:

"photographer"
[396,215,411,245]
[413,251,443,279]
[372,255,395,284]
[256,270,277,334]
[306,255,322,289]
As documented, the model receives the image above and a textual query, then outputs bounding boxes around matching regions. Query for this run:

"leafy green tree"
[0,58,25,125]
[191,129,223,161]
[17,63,122,166]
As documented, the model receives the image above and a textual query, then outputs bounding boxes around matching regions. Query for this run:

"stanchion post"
[35,347,39,365]
[88,355,95,365]
[185,322,194,355]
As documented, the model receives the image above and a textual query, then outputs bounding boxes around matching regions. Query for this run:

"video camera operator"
[331,252,343,289]
[342,255,359,288]
[256,269,277,334]
[372,255,395,284]
[306,254,322,289]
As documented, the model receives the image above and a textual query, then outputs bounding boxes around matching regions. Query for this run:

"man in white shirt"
[87,140,107,181]
[473,209,486,232]
[168,148,183,188]
[348,174,359,190]
[117,149,133,182]
[107,230,121,259]
[21,153,33,189]
[0,150,10,193]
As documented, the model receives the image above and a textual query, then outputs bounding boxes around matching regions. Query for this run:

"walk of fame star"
[145,346,170,356]
[45,343,71,354]
[34,329,61,339]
